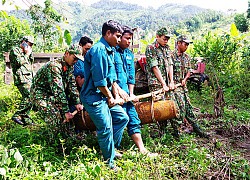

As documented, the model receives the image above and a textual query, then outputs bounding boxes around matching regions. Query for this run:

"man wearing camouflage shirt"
[145,27,175,93]
[9,36,34,126]
[30,45,83,137]
[171,35,209,138]
[145,27,177,135]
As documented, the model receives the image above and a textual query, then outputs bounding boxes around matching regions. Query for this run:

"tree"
[234,13,249,32]
[247,0,250,19]
[0,11,32,58]
[28,0,62,52]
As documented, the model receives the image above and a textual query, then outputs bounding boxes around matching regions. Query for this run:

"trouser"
[83,100,129,168]
[170,88,197,130]
[122,101,141,136]
[13,83,32,118]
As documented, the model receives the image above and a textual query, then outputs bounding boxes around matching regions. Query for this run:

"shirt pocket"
[115,62,123,73]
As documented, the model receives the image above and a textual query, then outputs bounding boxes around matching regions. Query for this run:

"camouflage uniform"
[145,41,173,94]
[30,58,80,137]
[171,50,206,137]
[9,46,33,121]
[145,37,176,132]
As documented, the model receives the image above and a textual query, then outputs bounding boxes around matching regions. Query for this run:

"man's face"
[65,51,78,66]
[81,43,92,56]
[156,35,169,47]
[178,41,189,53]
[119,33,132,49]
[106,30,122,47]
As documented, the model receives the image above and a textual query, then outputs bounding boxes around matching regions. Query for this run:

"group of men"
[9,20,208,171]
[145,28,209,138]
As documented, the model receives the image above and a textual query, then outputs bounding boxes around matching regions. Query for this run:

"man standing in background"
[9,36,34,126]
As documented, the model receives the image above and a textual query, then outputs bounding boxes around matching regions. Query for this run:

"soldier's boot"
[12,115,27,126]
[170,120,180,139]
[192,123,210,139]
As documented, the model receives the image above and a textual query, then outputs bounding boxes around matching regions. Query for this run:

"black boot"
[192,123,210,138]
[172,129,180,140]
[12,116,27,126]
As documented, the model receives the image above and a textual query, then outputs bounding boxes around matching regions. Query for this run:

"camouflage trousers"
[31,95,75,139]
[170,87,197,130]
[13,83,32,119]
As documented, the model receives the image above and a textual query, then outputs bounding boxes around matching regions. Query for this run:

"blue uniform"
[69,59,85,112]
[80,37,129,168]
[73,59,84,78]
[114,46,141,136]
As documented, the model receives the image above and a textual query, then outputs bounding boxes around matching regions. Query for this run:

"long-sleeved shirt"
[30,58,80,113]
[80,37,117,105]
[9,46,33,86]
[114,46,135,94]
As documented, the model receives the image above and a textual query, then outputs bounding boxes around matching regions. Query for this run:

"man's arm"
[98,86,116,107]
[152,66,169,91]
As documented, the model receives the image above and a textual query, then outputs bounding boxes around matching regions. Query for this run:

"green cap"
[156,27,171,37]
[67,44,83,60]
[23,36,35,44]
[177,35,193,43]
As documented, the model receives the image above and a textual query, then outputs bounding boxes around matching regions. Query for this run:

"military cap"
[177,35,193,43]
[156,27,171,37]
[67,44,83,60]
[23,36,35,44]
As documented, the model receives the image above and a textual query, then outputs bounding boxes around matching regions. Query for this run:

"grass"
[0,62,250,179]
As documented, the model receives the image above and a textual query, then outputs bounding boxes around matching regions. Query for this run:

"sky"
[0,0,248,12]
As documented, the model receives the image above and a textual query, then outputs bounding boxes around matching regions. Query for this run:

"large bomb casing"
[74,99,177,131]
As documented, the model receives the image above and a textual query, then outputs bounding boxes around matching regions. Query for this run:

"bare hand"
[64,112,74,123]
[25,46,32,56]
[162,84,169,92]
[181,79,187,87]
[130,94,139,102]
[75,104,83,111]
[114,98,124,105]
[169,82,175,90]
[118,88,129,101]
[107,97,116,107]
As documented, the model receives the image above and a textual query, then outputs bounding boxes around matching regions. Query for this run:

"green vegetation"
[0,59,249,179]
[0,0,250,179]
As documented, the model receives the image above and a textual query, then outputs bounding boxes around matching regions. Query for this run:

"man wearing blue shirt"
[114,26,157,157]
[73,36,93,90]
[80,20,129,170]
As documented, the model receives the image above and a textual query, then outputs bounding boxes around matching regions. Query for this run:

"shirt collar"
[100,37,113,53]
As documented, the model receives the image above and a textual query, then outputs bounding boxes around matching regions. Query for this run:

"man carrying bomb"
[145,27,175,94]
[30,45,83,138]
[171,35,209,138]
[9,36,34,126]
[145,27,176,135]
[80,20,129,171]
[114,25,158,157]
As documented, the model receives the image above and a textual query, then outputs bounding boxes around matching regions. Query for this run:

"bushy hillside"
[7,0,224,42]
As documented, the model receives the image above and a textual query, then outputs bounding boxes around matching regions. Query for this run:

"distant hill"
[7,0,227,43]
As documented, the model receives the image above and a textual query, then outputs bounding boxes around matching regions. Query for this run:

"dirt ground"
[215,125,250,161]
